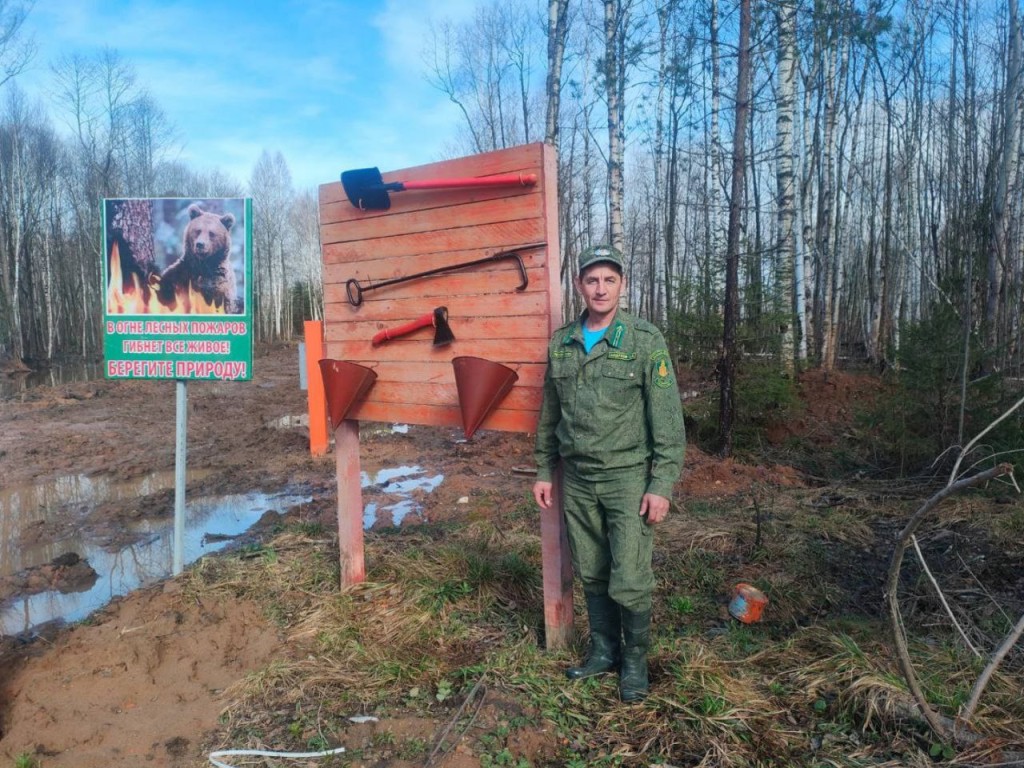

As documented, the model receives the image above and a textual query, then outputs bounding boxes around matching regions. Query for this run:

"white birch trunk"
[709,0,724,293]
[775,0,798,372]
[604,0,627,254]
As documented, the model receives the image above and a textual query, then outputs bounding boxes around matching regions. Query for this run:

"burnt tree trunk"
[106,198,157,291]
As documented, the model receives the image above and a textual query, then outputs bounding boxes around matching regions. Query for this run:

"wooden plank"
[325,338,546,364]
[319,144,542,210]
[349,400,539,434]
[323,269,546,310]
[307,360,546,388]
[348,380,541,411]
[325,291,552,321]
[324,315,550,343]
[323,243,548,284]
[336,420,365,585]
[320,193,542,244]
[541,466,574,649]
[320,185,538,227]
[322,221,546,264]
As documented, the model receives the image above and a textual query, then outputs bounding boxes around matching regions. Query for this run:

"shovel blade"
[341,167,391,210]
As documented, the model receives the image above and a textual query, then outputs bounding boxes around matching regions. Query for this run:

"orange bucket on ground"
[728,583,768,623]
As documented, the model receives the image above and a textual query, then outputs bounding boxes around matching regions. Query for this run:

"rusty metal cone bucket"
[318,359,377,430]
[452,356,518,439]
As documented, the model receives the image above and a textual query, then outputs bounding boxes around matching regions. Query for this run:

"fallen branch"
[884,463,1013,742]
[909,534,980,658]
[960,611,1024,725]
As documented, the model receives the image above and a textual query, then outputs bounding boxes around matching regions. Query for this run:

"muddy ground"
[3,344,1012,767]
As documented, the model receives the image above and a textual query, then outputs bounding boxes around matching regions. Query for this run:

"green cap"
[578,244,625,275]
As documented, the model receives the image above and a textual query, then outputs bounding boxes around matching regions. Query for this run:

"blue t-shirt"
[582,324,607,353]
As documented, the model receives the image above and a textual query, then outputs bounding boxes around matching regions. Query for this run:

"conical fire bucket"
[318,359,377,430]
[452,356,518,439]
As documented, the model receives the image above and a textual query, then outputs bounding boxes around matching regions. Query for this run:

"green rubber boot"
[619,607,651,702]
[566,594,621,680]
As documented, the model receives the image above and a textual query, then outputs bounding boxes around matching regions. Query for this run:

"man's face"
[575,263,624,322]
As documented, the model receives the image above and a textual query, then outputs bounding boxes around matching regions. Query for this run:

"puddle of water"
[0,470,210,578]
[0,459,445,637]
[361,465,444,528]
[0,471,310,638]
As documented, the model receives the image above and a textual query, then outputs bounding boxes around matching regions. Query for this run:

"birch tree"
[249,150,294,342]
[603,0,632,254]
[775,0,798,372]
[289,190,323,323]
[545,0,571,146]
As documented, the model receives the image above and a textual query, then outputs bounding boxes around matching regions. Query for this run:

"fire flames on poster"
[106,241,227,316]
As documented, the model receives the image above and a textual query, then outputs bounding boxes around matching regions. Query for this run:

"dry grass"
[188,493,1024,767]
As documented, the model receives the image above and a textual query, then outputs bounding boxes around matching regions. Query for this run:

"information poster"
[102,198,253,381]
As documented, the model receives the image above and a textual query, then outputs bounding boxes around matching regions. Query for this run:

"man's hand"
[533,480,554,510]
[640,493,670,524]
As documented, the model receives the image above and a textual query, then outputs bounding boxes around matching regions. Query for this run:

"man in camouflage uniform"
[533,244,685,702]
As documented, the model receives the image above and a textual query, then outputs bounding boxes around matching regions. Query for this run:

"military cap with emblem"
[578,244,625,275]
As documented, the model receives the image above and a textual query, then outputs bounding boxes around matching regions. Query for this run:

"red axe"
[371,306,455,347]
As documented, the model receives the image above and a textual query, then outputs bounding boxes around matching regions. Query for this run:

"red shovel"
[342,166,537,210]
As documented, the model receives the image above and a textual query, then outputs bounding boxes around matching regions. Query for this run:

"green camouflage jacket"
[534,310,686,499]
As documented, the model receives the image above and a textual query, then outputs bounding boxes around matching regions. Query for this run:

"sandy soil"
[0,344,809,767]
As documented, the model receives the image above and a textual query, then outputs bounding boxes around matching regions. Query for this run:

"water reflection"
[361,465,444,528]
[0,470,210,578]
[0,461,446,638]
[0,488,310,637]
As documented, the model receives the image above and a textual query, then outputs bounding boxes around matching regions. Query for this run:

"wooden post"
[336,419,365,585]
[304,320,329,457]
[540,465,574,648]
[539,144,574,649]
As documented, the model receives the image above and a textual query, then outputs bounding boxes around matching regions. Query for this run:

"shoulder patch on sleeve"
[651,351,674,388]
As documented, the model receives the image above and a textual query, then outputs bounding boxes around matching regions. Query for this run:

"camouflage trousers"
[562,466,655,613]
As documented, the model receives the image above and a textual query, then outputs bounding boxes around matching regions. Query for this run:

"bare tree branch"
[960,612,1024,725]
[885,462,1013,741]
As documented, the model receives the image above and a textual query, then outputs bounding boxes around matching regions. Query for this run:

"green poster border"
[101,197,254,381]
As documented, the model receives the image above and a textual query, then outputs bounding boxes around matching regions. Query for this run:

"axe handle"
[371,313,435,346]
[398,173,537,191]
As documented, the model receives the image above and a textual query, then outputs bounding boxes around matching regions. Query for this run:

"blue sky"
[19,0,483,192]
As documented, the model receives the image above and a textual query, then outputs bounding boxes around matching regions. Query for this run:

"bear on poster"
[156,203,241,314]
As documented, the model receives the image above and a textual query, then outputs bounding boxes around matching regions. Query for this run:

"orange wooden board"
[317,143,562,436]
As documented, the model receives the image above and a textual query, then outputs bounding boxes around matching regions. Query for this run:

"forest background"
[1,0,1023,466]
